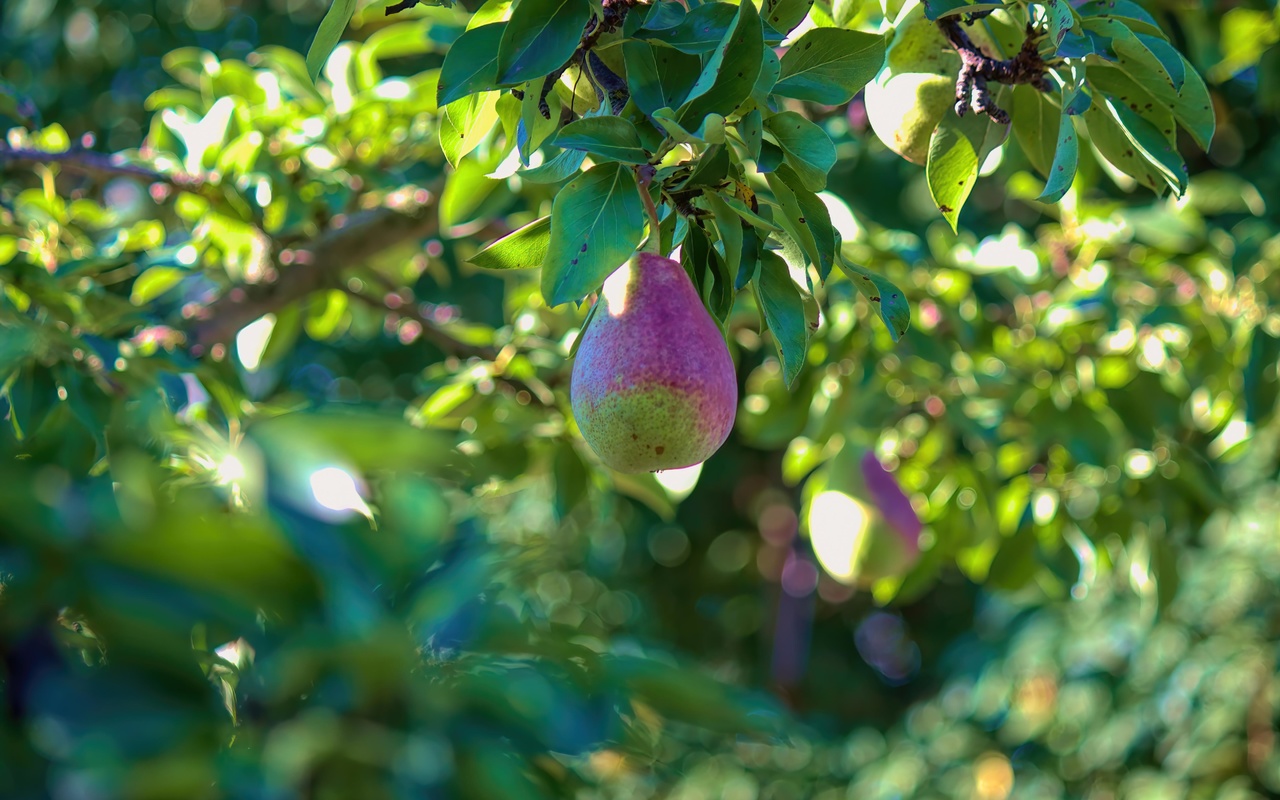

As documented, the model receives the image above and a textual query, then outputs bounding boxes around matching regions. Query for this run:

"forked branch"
[937,17,1052,124]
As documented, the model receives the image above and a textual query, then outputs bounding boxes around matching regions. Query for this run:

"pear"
[802,444,922,588]
[865,0,998,165]
[570,252,737,473]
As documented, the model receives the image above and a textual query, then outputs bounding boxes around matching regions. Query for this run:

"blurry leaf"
[985,525,1038,591]
[926,100,1009,231]
[305,0,359,81]
[605,655,783,735]
[764,111,837,192]
[551,117,649,164]
[441,157,500,231]
[836,259,910,341]
[540,163,644,307]
[774,28,886,105]
[554,443,589,519]
[131,267,185,306]
[755,251,809,388]
[496,0,591,84]
[437,23,507,105]
[5,365,59,441]
[470,216,551,270]
[305,290,349,340]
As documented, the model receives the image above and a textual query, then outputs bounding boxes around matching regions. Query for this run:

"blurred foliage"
[1,0,1279,798]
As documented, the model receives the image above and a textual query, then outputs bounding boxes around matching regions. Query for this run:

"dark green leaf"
[540,163,645,306]
[622,41,700,117]
[1038,106,1079,203]
[761,0,815,36]
[520,148,588,183]
[774,28,886,105]
[755,251,809,388]
[551,117,649,164]
[437,23,507,106]
[677,0,764,127]
[739,108,763,160]
[764,111,836,192]
[496,0,591,84]
[637,3,738,54]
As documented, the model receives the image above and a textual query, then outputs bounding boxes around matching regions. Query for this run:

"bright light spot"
[978,145,1004,177]
[970,227,1040,280]
[974,752,1014,800]
[819,192,862,243]
[255,178,273,208]
[323,44,357,115]
[300,116,326,140]
[236,314,276,372]
[1032,489,1058,525]
[488,145,525,180]
[177,244,199,266]
[1139,334,1167,370]
[310,467,370,517]
[1207,266,1229,293]
[256,71,282,110]
[1209,415,1252,459]
[600,260,633,316]
[216,455,246,485]
[1124,449,1156,479]
[374,79,412,100]
[654,463,702,500]
[303,146,340,171]
[807,491,872,585]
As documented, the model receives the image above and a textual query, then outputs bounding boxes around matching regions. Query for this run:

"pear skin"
[570,253,738,473]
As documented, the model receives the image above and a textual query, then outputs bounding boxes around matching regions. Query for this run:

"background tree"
[2,0,1279,797]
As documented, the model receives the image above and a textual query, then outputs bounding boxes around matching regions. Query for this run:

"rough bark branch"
[937,19,1051,124]
[189,201,439,351]
[536,0,639,118]
[0,145,205,189]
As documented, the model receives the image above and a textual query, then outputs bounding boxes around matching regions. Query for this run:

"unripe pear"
[865,0,978,165]
[570,252,737,473]
[803,445,922,588]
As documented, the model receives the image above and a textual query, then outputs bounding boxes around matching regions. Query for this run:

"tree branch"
[537,0,639,118]
[188,199,438,351]
[0,145,205,189]
[937,19,1051,124]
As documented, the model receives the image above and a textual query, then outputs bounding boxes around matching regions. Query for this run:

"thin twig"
[0,145,205,189]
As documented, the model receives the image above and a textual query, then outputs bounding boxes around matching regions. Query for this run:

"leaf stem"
[634,165,663,256]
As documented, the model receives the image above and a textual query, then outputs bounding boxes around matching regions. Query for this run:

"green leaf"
[496,0,591,85]
[764,166,836,280]
[922,0,1009,20]
[437,23,507,106]
[622,41,700,117]
[540,163,645,306]
[551,117,649,164]
[835,259,911,341]
[470,216,552,270]
[754,251,809,388]
[442,91,500,166]
[1106,95,1187,195]
[704,192,744,289]
[520,148,588,183]
[440,158,500,231]
[764,111,836,192]
[1137,34,1187,91]
[1041,0,1076,52]
[738,108,763,160]
[925,100,1009,231]
[677,0,764,127]
[1011,85,1056,177]
[1080,94,1171,194]
[774,28,886,105]
[762,0,815,36]
[653,108,726,144]
[518,80,562,163]
[305,0,359,81]
[1075,0,1162,36]
[1037,110,1078,203]
[131,267,185,306]
[637,3,738,54]
[306,290,349,340]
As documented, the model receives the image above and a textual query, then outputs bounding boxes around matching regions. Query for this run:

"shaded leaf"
[540,163,645,306]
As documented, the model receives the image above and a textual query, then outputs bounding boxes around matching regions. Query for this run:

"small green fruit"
[570,252,738,473]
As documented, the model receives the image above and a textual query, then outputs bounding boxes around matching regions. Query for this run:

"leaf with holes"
[1038,110,1078,203]
[774,28,886,105]
[540,163,645,306]
[836,259,910,342]
[496,0,591,85]
[926,98,1009,231]
[754,251,810,388]
[305,0,358,81]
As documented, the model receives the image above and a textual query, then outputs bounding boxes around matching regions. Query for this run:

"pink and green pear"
[570,252,737,473]
[802,444,922,588]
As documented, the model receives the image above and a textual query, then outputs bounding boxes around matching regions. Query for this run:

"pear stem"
[634,165,663,256]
